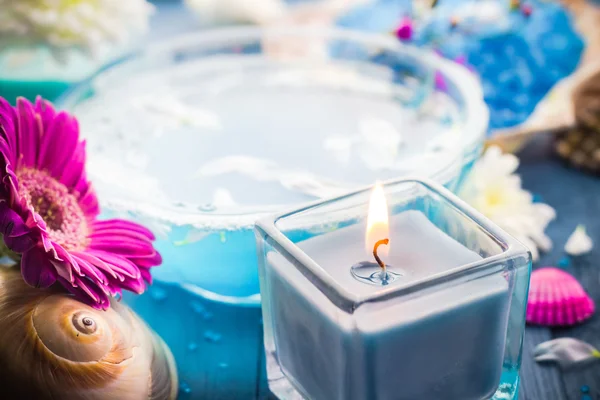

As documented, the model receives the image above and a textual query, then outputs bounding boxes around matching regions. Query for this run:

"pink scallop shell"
[526,267,595,326]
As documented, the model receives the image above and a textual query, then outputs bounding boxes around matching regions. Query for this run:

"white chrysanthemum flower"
[0,0,153,55]
[459,146,556,261]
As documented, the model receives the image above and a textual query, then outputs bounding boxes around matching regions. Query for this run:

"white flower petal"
[532,203,557,227]
[565,225,593,256]
[459,146,555,262]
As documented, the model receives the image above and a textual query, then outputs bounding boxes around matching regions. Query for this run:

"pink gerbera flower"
[0,97,161,309]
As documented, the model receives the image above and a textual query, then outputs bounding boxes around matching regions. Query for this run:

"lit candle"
[256,178,531,400]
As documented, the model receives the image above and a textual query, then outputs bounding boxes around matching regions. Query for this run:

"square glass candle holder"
[255,177,531,400]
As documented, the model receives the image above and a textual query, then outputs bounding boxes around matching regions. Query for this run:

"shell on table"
[526,267,595,327]
[0,267,178,400]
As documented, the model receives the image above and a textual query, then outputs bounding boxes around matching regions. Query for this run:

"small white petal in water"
[565,225,593,256]
[195,155,351,198]
[534,338,600,369]
[174,230,209,247]
[459,146,555,261]
[133,96,222,131]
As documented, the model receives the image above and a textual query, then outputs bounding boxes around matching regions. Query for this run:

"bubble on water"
[149,287,167,302]
[188,342,198,352]
[180,382,192,394]
[204,330,222,343]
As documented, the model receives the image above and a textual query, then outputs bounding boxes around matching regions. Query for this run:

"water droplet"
[350,261,402,286]
[204,330,222,343]
[180,382,192,394]
[218,362,229,369]
[149,287,167,302]
[219,232,227,243]
[188,342,198,352]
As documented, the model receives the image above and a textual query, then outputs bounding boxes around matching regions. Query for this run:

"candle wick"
[373,238,389,278]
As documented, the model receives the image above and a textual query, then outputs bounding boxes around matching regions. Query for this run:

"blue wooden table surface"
[149,3,600,399]
[517,136,600,400]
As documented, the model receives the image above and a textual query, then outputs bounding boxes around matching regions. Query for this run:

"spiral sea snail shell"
[0,268,177,399]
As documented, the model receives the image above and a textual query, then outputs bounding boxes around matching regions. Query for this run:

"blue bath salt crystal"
[581,385,590,394]
[336,0,584,132]
[558,256,571,268]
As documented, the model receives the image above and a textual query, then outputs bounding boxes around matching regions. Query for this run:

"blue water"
[123,227,265,399]
[152,227,260,298]
[336,0,584,131]
[125,280,263,398]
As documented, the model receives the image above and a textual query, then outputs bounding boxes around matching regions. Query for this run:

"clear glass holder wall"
[255,177,531,400]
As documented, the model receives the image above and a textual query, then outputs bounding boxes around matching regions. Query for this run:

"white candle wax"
[297,210,484,295]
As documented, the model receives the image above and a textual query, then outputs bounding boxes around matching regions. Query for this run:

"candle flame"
[366,183,390,257]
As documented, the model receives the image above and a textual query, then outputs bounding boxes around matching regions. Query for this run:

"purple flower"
[0,97,161,309]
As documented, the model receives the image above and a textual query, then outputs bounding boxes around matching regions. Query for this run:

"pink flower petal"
[92,219,155,240]
[88,250,142,279]
[128,251,163,267]
[0,98,18,164]
[71,251,119,280]
[16,98,41,169]
[89,237,155,257]
[89,228,154,243]
[21,247,57,288]
[38,112,78,179]
[78,184,100,219]
[72,254,108,285]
